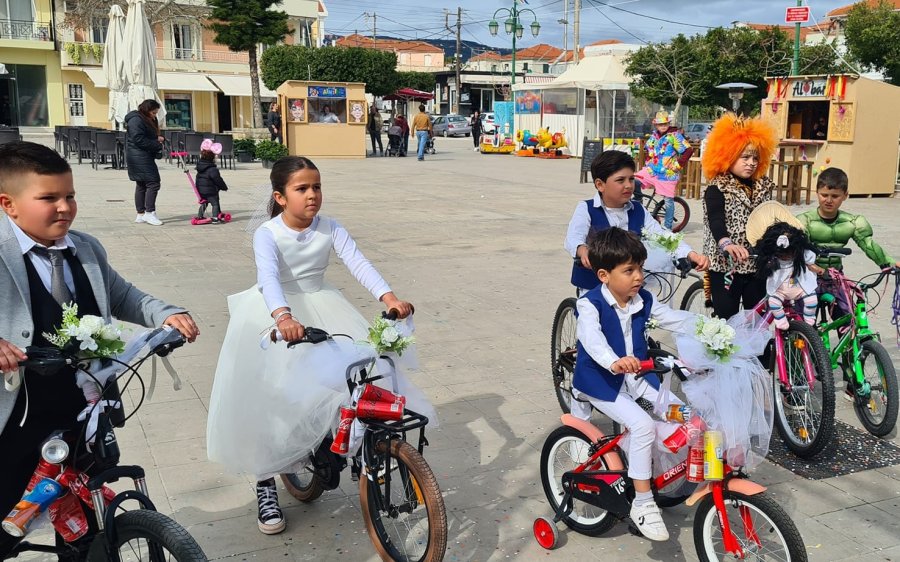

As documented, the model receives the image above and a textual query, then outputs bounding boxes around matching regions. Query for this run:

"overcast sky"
[325,0,851,51]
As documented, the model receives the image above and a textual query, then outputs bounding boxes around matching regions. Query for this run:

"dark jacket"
[195,160,228,198]
[124,110,162,183]
[267,110,281,132]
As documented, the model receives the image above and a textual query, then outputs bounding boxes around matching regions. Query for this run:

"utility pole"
[559,0,569,53]
[365,12,377,43]
[573,0,581,64]
[791,0,801,75]
[445,8,462,113]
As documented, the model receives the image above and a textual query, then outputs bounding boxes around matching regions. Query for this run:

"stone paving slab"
[14,134,900,561]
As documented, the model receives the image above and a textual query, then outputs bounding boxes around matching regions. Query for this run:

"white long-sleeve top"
[564,194,692,260]
[253,214,391,313]
[576,284,696,372]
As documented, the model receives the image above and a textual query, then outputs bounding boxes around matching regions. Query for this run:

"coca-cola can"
[49,492,89,542]
[27,459,62,492]
[356,398,404,421]
[330,406,356,454]
[58,468,115,509]
[662,415,707,454]
[686,446,705,482]
[358,384,406,407]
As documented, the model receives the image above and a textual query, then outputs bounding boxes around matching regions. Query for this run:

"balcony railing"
[0,19,53,41]
[155,45,249,64]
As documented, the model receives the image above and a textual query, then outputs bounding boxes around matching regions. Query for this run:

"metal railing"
[155,45,249,63]
[0,19,53,41]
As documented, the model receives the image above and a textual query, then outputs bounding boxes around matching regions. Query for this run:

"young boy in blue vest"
[0,142,199,559]
[571,227,697,542]
[565,150,708,293]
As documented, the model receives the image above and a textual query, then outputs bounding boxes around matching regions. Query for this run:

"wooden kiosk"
[276,81,368,159]
[761,74,900,196]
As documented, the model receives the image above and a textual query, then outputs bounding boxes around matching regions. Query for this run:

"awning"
[549,54,631,91]
[461,74,510,85]
[206,74,277,98]
[156,72,218,92]
[82,68,108,88]
[383,87,434,102]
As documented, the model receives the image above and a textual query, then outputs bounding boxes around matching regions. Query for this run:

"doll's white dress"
[207,214,391,477]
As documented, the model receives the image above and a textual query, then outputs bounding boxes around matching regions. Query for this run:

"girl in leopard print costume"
[701,114,778,319]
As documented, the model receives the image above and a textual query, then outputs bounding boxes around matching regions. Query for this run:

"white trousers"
[572,374,682,480]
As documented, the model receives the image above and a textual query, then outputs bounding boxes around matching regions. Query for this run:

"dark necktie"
[31,246,74,306]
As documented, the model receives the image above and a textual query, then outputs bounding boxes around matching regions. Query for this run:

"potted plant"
[255,140,288,169]
[234,138,256,163]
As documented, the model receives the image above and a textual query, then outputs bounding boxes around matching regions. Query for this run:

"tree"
[843,0,900,85]
[260,45,403,97]
[625,34,705,118]
[59,0,208,30]
[206,0,291,128]
[396,71,435,92]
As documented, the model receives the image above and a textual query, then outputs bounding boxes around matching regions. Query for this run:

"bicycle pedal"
[627,522,642,537]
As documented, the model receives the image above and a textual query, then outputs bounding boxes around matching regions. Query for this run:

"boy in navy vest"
[565,150,708,292]
[571,227,697,542]
[0,142,199,558]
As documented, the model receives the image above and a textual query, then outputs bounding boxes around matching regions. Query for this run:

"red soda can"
[662,415,707,453]
[58,468,115,509]
[356,398,404,421]
[330,406,356,454]
[27,459,62,492]
[49,492,89,542]
[358,384,406,407]
[686,446,705,482]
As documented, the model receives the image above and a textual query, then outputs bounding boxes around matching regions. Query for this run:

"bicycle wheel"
[86,510,207,562]
[281,467,325,502]
[772,320,835,458]
[551,298,578,414]
[853,339,899,437]
[680,279,713,316]
[540,426,617,536]
[359,439,447,562]
[693,490,807,562]
[650,196,691,233]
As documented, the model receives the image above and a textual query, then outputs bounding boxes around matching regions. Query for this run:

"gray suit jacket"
[0,215,185,432]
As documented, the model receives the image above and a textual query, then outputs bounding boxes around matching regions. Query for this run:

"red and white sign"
[785,6,810,23]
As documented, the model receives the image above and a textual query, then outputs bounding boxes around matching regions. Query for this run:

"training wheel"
[218,213,232,222]
[533,517,558,550]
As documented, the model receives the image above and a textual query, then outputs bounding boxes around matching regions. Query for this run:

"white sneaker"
[630,500,669,541]
[134,213,144,223]
[142,211,163,226]
[474,147,479,151]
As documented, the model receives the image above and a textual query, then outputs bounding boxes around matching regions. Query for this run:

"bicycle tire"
[772,320,835,459]
[540,425,618,537]
[854,339,899,437]
[281,469,325,502]
[680,280,713,315]
[551,298,578,414]
[693,490,807,562]
[86,509,207,562]
[359,439,447,562]
[650,196,691,233]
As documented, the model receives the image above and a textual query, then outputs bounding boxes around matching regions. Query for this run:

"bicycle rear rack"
[362,409,430,454]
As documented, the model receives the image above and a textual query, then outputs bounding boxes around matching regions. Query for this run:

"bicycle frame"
[752,299,818,392]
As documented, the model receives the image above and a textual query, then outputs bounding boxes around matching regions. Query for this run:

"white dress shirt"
[564,193,692,260]
[576,284,696,372]
[8,219,77,297]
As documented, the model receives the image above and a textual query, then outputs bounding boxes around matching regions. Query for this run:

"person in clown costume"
[634,110,693,230]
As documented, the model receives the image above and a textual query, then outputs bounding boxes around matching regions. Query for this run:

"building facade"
[335,34,445,72]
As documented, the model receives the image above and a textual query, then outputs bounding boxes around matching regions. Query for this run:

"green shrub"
[255,139,288,161]
[234,138,257,152]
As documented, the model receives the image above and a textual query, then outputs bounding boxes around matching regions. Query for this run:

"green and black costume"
[796,209,893,270]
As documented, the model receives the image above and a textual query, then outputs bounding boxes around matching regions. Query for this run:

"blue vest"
[573,287,659,401]
[571,200,646,290]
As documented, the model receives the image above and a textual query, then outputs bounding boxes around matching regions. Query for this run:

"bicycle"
[4,328,207,561]
[632,179,690,233]
[816,252,899,437]
[275,318,447,562]
[534,357,807,561]
[551,257,699,414]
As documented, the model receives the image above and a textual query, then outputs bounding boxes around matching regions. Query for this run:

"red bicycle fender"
[560,414,625,470]
[685,479,767,507]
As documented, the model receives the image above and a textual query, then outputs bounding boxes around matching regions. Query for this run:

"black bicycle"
[5,329,206,562]
[633,179,690,233]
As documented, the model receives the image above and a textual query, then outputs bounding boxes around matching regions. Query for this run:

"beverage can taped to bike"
[49,492,89,542]
[665,404,692,424]
[358,384,406,407]
[2,478,64,537]
[686,446,705,482]
[703,430,724,481]
[331,406,356,455]
[27,459,62,492]
[662,415,707,453]
[58,468,115,509]
[356,398,404,421]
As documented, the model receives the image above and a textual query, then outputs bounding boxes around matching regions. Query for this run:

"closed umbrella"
[123,0,165,125]
[102,4,128,126]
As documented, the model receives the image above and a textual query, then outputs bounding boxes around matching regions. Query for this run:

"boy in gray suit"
[0,142,199,558]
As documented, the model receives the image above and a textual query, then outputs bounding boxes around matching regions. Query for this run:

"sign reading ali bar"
[791,79,827,98]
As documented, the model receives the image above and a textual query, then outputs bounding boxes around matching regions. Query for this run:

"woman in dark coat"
[125,99,164,226]
[471,109,483,150]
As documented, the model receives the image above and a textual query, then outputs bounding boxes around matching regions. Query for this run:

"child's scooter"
[174,147,231,225]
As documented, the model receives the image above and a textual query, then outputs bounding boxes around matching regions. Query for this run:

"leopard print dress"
[702,173,774,274]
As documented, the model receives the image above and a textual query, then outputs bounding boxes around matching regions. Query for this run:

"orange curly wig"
[701,113,778,181]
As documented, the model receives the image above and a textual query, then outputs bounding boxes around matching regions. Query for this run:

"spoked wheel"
[359,439,447,562]
[86,510,207,561]
[651,196,691,233]
[772,320,835,458]
[281,467,325,502]
[539,426,617,536]
[551,298,578,414]
[680,279,714,316]
[693,490,807,562]
[852,339,899,436]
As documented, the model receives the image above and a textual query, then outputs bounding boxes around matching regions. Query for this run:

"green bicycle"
[817,249,899,437]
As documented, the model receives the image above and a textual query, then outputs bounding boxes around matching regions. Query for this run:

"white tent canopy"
[549,53,631,91]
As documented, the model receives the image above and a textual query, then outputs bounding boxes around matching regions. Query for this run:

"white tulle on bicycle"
[674,311,774,470]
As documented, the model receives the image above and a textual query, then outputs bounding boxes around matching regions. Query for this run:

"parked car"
[683,121,713,143]
[431,114,471,137]
[481,112,497,134]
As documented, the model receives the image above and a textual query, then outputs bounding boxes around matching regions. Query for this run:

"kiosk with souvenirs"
[761,74,900,197]
[276,80,368,159]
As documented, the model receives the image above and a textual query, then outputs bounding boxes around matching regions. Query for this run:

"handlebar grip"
[637,358,656,373]
[382,305,415,321]
[815,245,852,257]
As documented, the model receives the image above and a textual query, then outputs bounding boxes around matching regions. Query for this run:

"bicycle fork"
[774,329,817,391]
[711,482,762,559]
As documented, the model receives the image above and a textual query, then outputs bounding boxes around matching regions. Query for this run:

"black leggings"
[134,181,160,213]
[369,131,383,153]
[198,194,221,218]
[708,270,767,319]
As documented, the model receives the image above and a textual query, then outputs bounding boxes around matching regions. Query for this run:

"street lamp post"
[489,1,541,87]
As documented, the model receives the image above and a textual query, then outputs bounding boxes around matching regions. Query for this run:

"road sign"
[785,6,810,23]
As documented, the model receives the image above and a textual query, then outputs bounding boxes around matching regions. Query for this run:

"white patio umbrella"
[123,0,165,125]
[102,4,128,126]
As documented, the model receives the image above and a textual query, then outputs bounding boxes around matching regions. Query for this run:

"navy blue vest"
[573,287,658,401]
[571,200,646,290]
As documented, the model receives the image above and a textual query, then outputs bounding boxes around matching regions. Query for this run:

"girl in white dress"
[206,156,412,535]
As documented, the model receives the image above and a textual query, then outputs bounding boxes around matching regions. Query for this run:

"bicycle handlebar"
[18,330,186,373]
[815,246,852,259]
[635,357,689,382]
[857,267,898,291]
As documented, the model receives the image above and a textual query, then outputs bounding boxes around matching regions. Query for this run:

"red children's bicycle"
[534,356,807,561]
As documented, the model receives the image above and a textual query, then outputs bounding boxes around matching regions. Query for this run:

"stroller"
[386,125,403,157]
[425,135,436,155]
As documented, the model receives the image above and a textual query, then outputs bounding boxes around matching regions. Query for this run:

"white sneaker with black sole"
[630,500,669,541]
[256,478,285,535]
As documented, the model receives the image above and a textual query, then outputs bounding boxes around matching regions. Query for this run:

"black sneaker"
[256,478,285,535]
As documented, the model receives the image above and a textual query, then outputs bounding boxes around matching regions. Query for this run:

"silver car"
[431,114,472,137]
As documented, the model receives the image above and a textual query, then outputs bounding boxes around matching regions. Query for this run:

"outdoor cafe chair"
[76,129,95,165]
[214,134,234,169]
[0,130,21,146]
[92,132,119,170]
[183,133,204,164]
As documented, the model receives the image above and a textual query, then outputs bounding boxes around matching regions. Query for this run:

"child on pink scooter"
[194,139,230,224]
